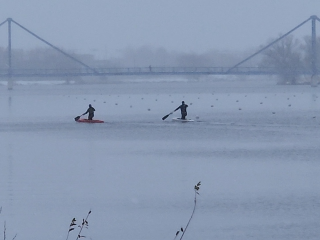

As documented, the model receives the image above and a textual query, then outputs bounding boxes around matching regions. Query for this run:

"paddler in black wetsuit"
[174,101,188,120]
[83,104,95,120]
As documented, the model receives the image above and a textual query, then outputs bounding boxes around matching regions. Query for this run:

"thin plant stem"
[66,228,71,240]
[66,218,76,240]
[75,210,91,240]
[4,221,6,240]
[1,208,16,240]
[11,234,17,240]
[173,232,179,240]
[179,190,197,240]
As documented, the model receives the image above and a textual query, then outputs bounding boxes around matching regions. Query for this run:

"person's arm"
[174,106,180,112]
[83,109,89,115]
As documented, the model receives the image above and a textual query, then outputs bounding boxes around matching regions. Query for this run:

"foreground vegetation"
[1,182,201,240]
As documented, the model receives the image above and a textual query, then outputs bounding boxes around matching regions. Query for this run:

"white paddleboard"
[172,118,194,122]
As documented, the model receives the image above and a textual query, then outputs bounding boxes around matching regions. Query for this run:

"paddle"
[74,114,84,121]
[162,111,174,120]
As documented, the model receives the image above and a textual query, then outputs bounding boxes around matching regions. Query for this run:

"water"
[0,78,319,240]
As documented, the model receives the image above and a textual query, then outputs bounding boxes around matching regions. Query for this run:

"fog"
[0,0,319,58]
[0,1,320,239]
[0,78,319,240]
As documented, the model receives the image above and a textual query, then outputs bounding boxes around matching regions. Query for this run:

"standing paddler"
[174,101,188,120]
[83,104,95,120]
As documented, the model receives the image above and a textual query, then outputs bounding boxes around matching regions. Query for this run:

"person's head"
[89,104,92,107]
[182,101,185,104]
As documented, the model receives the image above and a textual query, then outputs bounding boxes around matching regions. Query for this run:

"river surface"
[0,78,319,240]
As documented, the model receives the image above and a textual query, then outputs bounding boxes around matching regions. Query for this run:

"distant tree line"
[99,46,257,68]
[0,47,96,70]
[0,46,258,70]
[259,35,320,84]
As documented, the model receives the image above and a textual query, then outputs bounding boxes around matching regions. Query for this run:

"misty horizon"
[0,0,319,59]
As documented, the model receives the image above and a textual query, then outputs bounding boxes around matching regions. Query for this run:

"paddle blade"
[162,113,171,120]
[74,116,81,121]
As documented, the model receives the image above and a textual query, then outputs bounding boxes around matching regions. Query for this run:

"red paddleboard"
[76,119,104,123]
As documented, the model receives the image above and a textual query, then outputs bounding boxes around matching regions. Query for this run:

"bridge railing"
[0,66,312,77]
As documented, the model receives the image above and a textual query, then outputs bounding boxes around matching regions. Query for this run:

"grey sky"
[0,0,320,58]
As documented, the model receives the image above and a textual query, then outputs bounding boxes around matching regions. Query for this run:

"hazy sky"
[0,0,320,58]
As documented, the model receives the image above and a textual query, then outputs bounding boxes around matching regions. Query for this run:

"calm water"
[0,78,319,240]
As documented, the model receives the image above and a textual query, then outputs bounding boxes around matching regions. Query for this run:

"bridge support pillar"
[7,18,13,90]
[311,15,318,87]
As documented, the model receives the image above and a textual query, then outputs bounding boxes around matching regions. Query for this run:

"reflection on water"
[312,93,318,102]
[8,96,12,107]
[6,143,14,203]
[0,79,319,240]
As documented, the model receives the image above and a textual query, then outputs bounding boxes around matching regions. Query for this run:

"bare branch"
[11,234,17,240]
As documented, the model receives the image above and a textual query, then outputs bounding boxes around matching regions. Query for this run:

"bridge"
[0,16,319,82]
[0,66,312,78]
